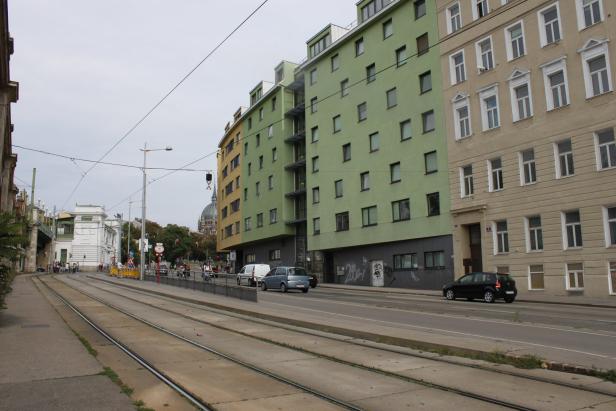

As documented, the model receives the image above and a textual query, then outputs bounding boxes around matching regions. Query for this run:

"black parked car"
[443,272,517,303]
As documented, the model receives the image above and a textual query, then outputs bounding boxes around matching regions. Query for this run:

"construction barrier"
[109,267,140,279]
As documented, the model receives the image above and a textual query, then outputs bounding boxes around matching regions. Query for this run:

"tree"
[0,213,27,309]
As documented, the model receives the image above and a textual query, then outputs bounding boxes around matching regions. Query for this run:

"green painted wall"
[240,63,298,245]
[304,0,452,252]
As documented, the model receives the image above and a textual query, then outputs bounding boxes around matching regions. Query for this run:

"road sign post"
[154,243,164,284]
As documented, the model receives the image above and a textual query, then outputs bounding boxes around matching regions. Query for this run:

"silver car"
[260,267,311,293]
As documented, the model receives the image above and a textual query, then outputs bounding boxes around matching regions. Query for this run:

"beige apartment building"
[216,107,245,266]
[437,0,616,297]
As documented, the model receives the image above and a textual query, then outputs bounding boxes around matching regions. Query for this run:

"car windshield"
[288,268,307,276]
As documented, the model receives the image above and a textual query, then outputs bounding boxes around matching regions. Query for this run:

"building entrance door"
[324,252,334,283]
[468,224,483,273]
[60,249,67,264]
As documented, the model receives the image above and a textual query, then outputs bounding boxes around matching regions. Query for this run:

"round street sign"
[154,243,164,254]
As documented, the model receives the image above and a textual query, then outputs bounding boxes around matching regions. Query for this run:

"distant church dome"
[198,189,217,235]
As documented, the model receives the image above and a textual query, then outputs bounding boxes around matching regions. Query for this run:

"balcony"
[285,129,306,143]
[285,102,305,117]
[285,213,307,225]
[285,185,307,198]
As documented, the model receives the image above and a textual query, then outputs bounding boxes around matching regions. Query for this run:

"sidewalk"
[0,274,134,411]
[318,283,616,308]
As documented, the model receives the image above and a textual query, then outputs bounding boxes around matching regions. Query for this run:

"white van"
[236,264,271,287]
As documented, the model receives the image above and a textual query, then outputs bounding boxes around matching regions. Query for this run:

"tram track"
[55,274,615,410]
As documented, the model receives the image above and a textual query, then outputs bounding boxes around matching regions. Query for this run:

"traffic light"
[206,172,213,189]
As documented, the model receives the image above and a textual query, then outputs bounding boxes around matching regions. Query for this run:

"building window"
[357,102,367,121]
[268,125,274,138]
[566,263,585,290]
[424,151,437,174]
[311,126,319,143]
[222,206,228,219]
[369,132,380,152]
[360,0,394,22]
[474,0,489,20]
[416,33,429,56]
[414,0,426,19]
[340,79,349,97]
[272,147,278,162]
[479,87,500,131]
[270,208,278,224]
[244,188,248,201]
[382,19,393,39]
[520,149,537,185]
[576,0,603,29]
[394,253,417,269]
[511,81,532,122]
[447,3,461,34]
[555,139,574,178]
[581,42,612,98]
[609,261,616,295]
[529,265,545,290]
[450,51,466,85]
[425,251,445,269]
[235,222,240,235]
[362,206,378,227]
[542,59,569,110]
[488,158,504,192]
[255,181,260,197]
[427,192,440,216]
[336,212,349,232]
[596,129,616,170]
[259,155,263,169]
[310,97,318,113]
[476,37,494,71]
[259,107,264,121]
[563,210,583,248]
[248,117,252,129]
[331,54,340,72]
[272,96,277,111]
[603,206,616,247]
[360,171,370,191]
[335,179,343,198]
[268,175,273,190]
[333,115,342,133]
[257,213,263,228]
[256,134,261,147]
[392,199,411,222]
[313,217,320,235]
[342,143,351,162]
[312,156,319,173]
[244,142,248,155]
[366,63,376,83]
[244,217,252,231]
[506,22,525,61]
[460,165,474,197]
[527,216,544,252]
[269,249,281,261]
[312,187,320,204]
[539,4,562,46]
[422,110,435,133]
[419,71,432,94]
[246,253,256,263]
[310,68,317,85]
[355,37,365,56]
[386,88,397,108]
[400,119,412,141]
[390,162,401,183]
[494,220,509,254]
[453,96,471,140]
[396,46,407,67]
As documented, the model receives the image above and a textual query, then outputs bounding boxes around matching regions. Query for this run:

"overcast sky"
[9,0,354,229]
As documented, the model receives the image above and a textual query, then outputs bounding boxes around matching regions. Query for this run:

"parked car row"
[236,264,318,293]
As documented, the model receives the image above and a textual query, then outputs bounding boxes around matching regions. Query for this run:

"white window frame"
[452,94,472,140]
[446,2,462,35]
[609,261,616,295]
[518,148,537,186]
[492,220,509,255]
[528,265,545,291]
[475,35,494,72]
[603,205,616,248]
[505,20,526,61]
[449,50,466,85]
[575,0,604,30]
[565,263,585,291]
[509,70,533,122]
[471,0,489,21]
[487,157,504,192]
[309,68,317,85]
[459,165,474,198]
[478,85,500,131]
[554,138,574,179]
[525,215,544,252]
[561,210,583,250]
[578,39,613,99]
[541,57,570,111]
[537,2,563,48]
[594,128,616,171]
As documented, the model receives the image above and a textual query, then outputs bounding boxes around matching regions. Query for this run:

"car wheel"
[504,297,515,303]
[261,282,267,291]
[445,289,455,300]
[484,290,495,303]
[302,288,308,293]
[280,283,287,293]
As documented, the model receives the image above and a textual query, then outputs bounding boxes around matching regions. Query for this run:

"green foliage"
[0,212,27,309]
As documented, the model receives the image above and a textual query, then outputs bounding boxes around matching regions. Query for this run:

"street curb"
[91,276,615,379]
[318,284,616,309]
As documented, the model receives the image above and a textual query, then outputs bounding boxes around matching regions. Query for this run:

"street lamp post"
[139,143,173,281]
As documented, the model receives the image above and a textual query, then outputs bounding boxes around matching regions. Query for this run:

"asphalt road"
[255,286,616,370]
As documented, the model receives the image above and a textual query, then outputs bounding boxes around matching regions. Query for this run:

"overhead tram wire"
[105,0,533,212]
[58,0,271,210]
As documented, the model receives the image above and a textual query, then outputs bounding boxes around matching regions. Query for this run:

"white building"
[53,205,121,271]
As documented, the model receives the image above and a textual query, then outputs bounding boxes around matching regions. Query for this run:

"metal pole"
[49,206,56,272]
[30,168,36,215]
[140,143,147,281]
[127,200,132,262]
